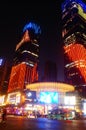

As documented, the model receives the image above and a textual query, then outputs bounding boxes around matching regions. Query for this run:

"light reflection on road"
[1,116,86,130]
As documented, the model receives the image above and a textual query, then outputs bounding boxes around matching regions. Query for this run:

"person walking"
[2,108,7,123]
[0,109,2,123]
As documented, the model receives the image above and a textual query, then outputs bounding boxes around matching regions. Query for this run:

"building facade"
[0,58,11,94]
[62,0,86,88]
[8,22,41,92]
[43,60,57,82]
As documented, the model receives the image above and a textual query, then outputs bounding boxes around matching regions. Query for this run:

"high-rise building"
[61,0,86,88]
[8,22,41,92]
[0,58,12,94]
[43,60,57,82]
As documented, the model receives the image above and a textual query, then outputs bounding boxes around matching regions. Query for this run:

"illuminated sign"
[39,92,58,104]
[25,91,36,99]
[7,92,21,104]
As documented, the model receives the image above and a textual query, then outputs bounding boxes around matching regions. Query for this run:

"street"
[0,115,86,130]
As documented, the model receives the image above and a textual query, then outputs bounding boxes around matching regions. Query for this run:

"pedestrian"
[0,109,2,123]
[2,108,7,123]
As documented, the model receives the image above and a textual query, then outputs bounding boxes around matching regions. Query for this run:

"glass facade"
[8,22,41,92]
[62,0,86,86]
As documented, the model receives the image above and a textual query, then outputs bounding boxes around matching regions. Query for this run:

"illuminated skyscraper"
[61,0,86,87]
[8,22,41,92]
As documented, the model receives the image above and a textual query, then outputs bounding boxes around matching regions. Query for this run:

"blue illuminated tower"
[62,0,86,88]
[8,22,41,92]
[14,22,41,66]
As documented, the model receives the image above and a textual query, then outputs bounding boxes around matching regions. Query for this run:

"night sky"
[0,0,65,81]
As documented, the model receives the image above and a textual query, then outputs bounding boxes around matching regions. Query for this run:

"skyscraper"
[8,22,41,92]
[0,58,11,94]
[62,0,86,88]
[43,60,57,82]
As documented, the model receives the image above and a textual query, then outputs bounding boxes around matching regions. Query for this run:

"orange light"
[64,43,86,82]
[26,82,74,92]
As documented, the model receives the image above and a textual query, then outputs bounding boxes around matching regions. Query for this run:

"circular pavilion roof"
[26,82,74,92]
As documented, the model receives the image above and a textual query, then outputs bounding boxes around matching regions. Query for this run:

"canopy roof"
[26,82,74,93]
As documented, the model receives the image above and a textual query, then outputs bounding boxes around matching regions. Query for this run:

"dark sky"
[0,0,64,81]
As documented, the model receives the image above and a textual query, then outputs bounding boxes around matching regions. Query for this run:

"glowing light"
[64,96,76,105]
[26,82,74,92]
[0,59,3,66]
[23,22,41,35]
[83,102,86,115]
[21,50,38,57]
[8,63,26,92]
[62,0,86,12]
[27,92,32,97]
[78,4,86,19]
[39,92,58,104]
[7,92,21,104]
[64,43,86,82]
[0,95,5,106]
